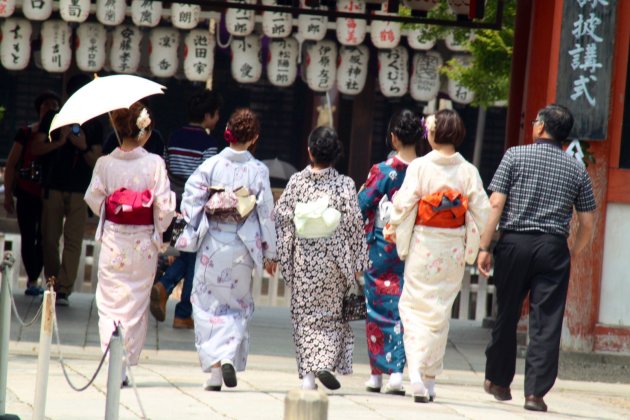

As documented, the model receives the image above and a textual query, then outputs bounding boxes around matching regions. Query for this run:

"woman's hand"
[264,260,277,276]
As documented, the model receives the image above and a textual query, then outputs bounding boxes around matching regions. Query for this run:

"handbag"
[342,276,367,322]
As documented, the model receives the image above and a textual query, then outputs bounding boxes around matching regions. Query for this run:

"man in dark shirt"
[31,74,103,306]
[478,104,596,412]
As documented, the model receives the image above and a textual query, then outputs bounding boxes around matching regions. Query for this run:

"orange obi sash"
[416,190,467,228]
[105,188,154,226]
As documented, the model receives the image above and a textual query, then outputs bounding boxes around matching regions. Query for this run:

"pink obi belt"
[105,187,154,225]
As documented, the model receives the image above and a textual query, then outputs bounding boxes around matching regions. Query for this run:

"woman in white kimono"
[275,127,369,391]
[176,109,277,391]
[84,102,175,385]
[385,110,490,402]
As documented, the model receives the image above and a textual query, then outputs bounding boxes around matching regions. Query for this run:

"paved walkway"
[3,292,630,419]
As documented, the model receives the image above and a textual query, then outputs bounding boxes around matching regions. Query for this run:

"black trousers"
[485,231,570,397]
[15,189,44,284]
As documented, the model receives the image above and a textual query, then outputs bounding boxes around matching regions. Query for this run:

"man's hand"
[3,193,14,215]
[477,250,492,278]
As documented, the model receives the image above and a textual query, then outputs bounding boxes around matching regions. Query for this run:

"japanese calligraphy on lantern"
[407,26,437,50]
[448,55,475,104]
[556,0,616,140]
[336,0,367,46]
[22,0,53,21]
[370,11,402,49]
[0,0,16,17]
[131,0,163,28]
[267,37,298,87]
[75,23,106,72]
[410,51,442,102]
[59,0,90,23]
[447,0,470,15]
[305,40,337,92]
[225,0,256,37]
[262,0,292,38]
[0,18,32,70]
[96,0,126,26]
[230,35,262,84]
[184,29,215,82]
[337,45,369,96]
[171,3,201,30]
[378,46,409,98]
[110,25,142,74]
[150,28,180,78]
[298,0,328,41]
[40,20,72,73]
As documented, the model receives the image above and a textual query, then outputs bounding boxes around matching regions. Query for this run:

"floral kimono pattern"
[275,167,369,378]
[358,156,409,375]
[84,147,175,366]
[178,147,277,372]
[387,151,490,377]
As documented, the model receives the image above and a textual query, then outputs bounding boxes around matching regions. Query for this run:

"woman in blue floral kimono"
[358,109,423,395]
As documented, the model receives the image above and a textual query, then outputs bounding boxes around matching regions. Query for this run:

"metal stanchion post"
[32,284,55,420]
[0,251,19,420]
[105,324,123,420]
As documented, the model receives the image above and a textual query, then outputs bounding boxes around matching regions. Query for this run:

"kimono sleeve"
[341,178,370,274]
[274,173,299,283]
[466,166,491,235]
[152,157,176,234]
[358,164,386,220]
[177,160,213,251]
[84,157,108,216]
[255,164,277,261]
[388,159,421,260]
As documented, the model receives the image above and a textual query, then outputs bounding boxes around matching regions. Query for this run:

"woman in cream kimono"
[176,109,277,391]
[385,109,490,402]
[275,127,369,391]
[84,103,175,385]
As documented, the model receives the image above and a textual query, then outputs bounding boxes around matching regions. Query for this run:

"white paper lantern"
[184,29,215,82]
[371,11,401,49]
[407,27,437,50]
[448,55,475,104]
[22,0,53,21]
[75,23,106,72]
[149,28,180,78]
[109,25,142,74]
[171,3,201,30]
[410,51,442,102]
[131,0,162,28]
[298,0,328,42]
[402,0,439,12]
[230,35,262,84]
[40,20,72,73]
[267,37,298,87]
[305,40,337,92]
[336,0,366,46]
[225,0,256,37]
[378,46,409,98]
[262,0,292,38]
[337,45,369,96]
[96,0,126,26]
[59,0,90,23]
[445,31,473,51]
[447,0,471,16]
[0,18,31,70]
[0,0,17,18]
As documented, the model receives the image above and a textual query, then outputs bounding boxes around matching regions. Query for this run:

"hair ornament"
[136,108,151,138]
[224,127,237,144]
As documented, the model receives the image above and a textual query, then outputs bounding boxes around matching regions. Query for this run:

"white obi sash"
[293,195,341,239]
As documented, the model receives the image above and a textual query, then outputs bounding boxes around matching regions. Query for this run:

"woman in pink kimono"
[84,102,175,385]
[385,110,490,402]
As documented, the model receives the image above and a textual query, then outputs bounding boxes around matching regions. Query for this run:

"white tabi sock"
[409,370,422,386]
[302,372,316,390]
[388,372,403,388]
[366,374,382,389]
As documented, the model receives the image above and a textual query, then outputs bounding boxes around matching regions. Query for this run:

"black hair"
[34,91,60,113]
[536,104,574,141]
[188,90,223,123]
[308,126,343,167]
[387,109,423,148]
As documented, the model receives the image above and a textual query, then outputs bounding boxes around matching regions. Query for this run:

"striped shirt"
[489,140,596,237]
[165,125,219,178]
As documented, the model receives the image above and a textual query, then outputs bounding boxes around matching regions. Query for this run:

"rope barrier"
[5,272,44,328]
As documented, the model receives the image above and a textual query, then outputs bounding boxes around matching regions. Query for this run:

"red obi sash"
[105,188,154,225]
[415,190,467,228]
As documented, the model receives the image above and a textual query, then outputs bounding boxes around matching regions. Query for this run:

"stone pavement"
[3,292,630,419]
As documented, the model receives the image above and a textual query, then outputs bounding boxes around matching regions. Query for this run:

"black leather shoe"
[484,379,512,401]
[524,395,547,412]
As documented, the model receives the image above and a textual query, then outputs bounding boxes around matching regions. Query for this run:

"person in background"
[478,104,595,413]
[84,102,175,386]
[385,109,490,403]
[149,90,223,329]
[357,109,421,395]
[3,91,60,295]
[31,74,103,306]
[275,127,369,391]
[176,108,276,391]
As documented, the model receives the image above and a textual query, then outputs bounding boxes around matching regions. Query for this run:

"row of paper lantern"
[0,0,473,50]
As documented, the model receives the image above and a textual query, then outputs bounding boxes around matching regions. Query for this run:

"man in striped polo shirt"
[151,90,223,329]
[478,104,595,412]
